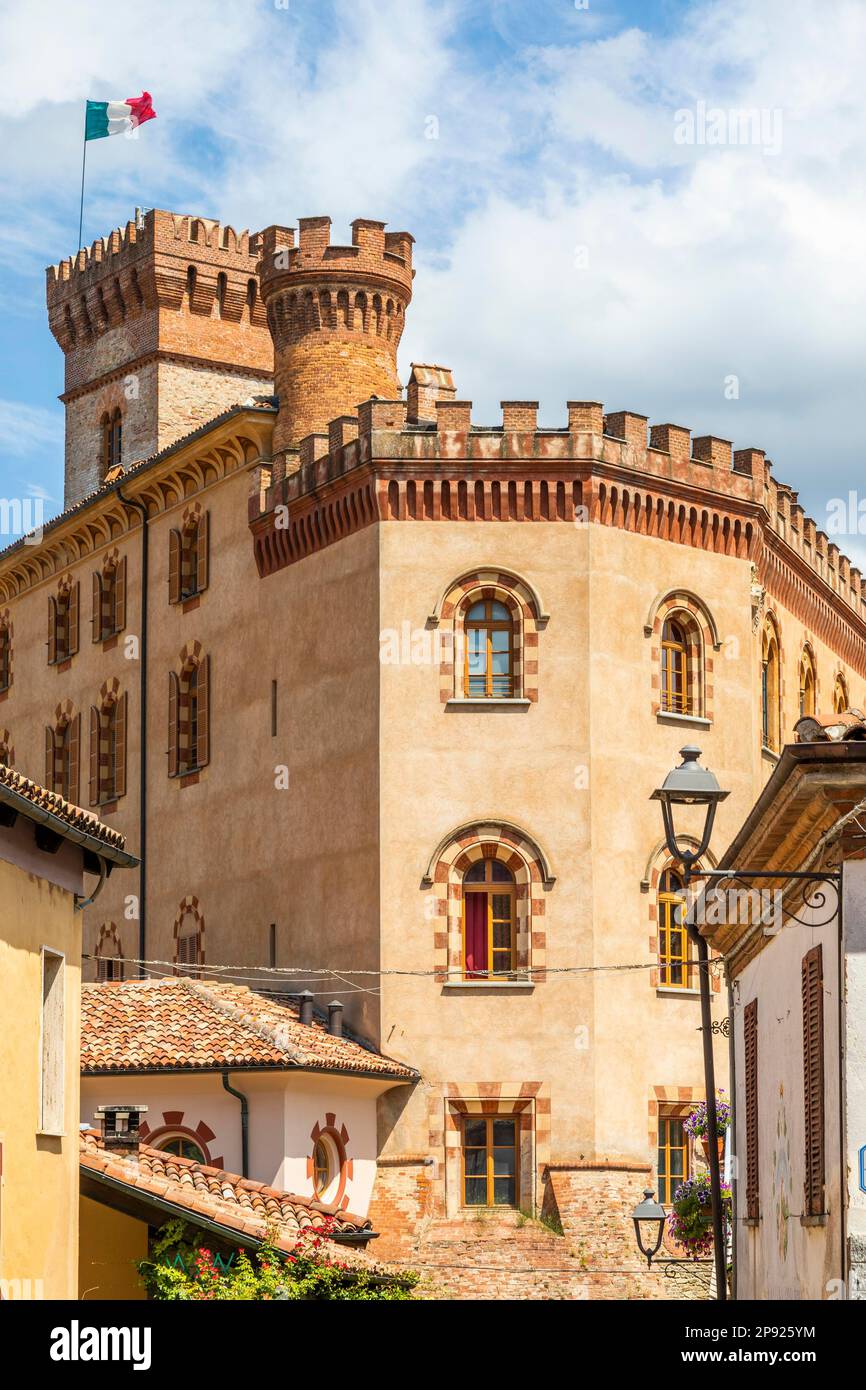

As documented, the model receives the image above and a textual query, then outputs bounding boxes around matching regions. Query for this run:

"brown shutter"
[114,556,127,633]
[47,596,57,665]
[45,725,56,792]
[169,529,181,604]
[114,691,127,798]
[67,713,80,806]
[196,511,209,594]
[68,581,80,656]
[89,705,100,805]
[744,998,759,1221]
[196,654,210,768]
[168,671,179,777]
[802,945,825,1217]
[92,571,103,642]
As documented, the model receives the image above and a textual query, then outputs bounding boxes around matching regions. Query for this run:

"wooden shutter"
[67,713,80,806]
[88,705,100,806]
[169,529,182,604]
[47,596,57,665]
[68,581,80,657]
[802,945,825,1217]
[196,511,209,594]
[168,671,179,777]
[114,692,127,798]
[114,556,127,633]
[196,655,210,768]
[744,998,759,1221]
[44,725,56,792]
[91,571,103,642]
[0,626,9,689]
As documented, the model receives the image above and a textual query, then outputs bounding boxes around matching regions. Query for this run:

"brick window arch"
[307,1116,351,1210]
[168,642,210,777]
[89,678,127,806]
[429,569,548,705]
[169,503,209,605]
[139,1112,220,1168]
[95,922,124,982]
[173,896,204,975]
[46,699,80,803]
[0,610,12,694]
[647,590,719,721]
[422,822,554,983]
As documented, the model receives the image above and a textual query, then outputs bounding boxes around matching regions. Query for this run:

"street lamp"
[632,1188,666,1267]
[650,746,729,1301]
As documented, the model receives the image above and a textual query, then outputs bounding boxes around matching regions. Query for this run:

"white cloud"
[0,399,63,458]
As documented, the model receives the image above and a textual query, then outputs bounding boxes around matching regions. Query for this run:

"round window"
[157,1135,206,1163]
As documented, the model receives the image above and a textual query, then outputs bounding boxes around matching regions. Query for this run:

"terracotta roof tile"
[80,977,417,1080]
[0,764,132,860]
[794,708,866,743]
[79,1130,376,1265]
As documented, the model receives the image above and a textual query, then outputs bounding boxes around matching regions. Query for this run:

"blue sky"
[1,0,865,559]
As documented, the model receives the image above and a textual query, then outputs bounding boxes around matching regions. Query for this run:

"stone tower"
[257,217,414,460]
[46,209,274,506]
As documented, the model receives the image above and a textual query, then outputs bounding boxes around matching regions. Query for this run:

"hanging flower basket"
[683,1092,731,1145]
[667,1172,732,1260]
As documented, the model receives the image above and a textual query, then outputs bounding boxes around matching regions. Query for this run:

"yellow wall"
[79,1196,147,1301]
[0,857,80,1299]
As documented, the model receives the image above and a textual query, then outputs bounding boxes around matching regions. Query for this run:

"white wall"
[80,1070,389,1218]
[844,860,866,1296]
[733,890,841,1300]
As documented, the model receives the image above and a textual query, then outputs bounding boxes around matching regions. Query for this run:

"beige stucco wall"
[0,855,81,1300]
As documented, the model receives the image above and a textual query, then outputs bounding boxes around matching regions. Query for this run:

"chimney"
[297,990,314,1026]
[95,1103,148,1150]
[327,1000,343,1037]
[407,363,456,423]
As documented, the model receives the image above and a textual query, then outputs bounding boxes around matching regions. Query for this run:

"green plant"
[667,1173,732,1259]
[137,1218,418,1301]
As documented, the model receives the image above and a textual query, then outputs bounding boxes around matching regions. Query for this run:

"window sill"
[800,1213,828,1227]
[95,799,119,814]
[37,1129,65,1139]
[442,980,535,990]
[656,711,711,728]
[445,698,530,711]
[656,986,701,998]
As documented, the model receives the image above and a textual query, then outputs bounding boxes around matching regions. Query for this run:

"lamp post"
[632,1188,666,1266]
[650,746,730,1301]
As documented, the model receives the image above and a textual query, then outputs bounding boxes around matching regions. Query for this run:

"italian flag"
[85,92,156,140]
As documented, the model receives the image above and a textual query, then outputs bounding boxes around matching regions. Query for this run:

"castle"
[1,206,864,1295]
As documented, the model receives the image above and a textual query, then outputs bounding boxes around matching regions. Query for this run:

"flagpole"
[77,104,88,251]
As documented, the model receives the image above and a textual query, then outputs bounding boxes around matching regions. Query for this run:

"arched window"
[799,649,816,719]
[155,1134,206,1163]
[175,909,202,977]
[92,556,126,643]
[661,619,689,714]
[462,858,516,979]
[46,713,80,803]
[834,674,849,715]
[168,654,210,777]
[169,511,209,603]
[89,691,127,806]
[48,581,80,665]
[215,271,227,317]
[464,600,514,698]
[95,924,124,982]
[0,619,11,692]
[761,620,781,751]
[312,1138,333,1198]
[101,408,122,476]
[658,868,694,989]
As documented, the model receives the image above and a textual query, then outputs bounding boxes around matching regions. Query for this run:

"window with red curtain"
[462,859,516,979]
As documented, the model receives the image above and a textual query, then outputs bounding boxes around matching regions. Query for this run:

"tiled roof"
[80,977,418,1080]
[794,708,866,743]
[79,1129,374,1263]
[0,764,135,863]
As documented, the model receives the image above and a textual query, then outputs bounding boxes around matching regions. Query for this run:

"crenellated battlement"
[251,385,866,624]
[46,209,269,357]
[257,215,415,455]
